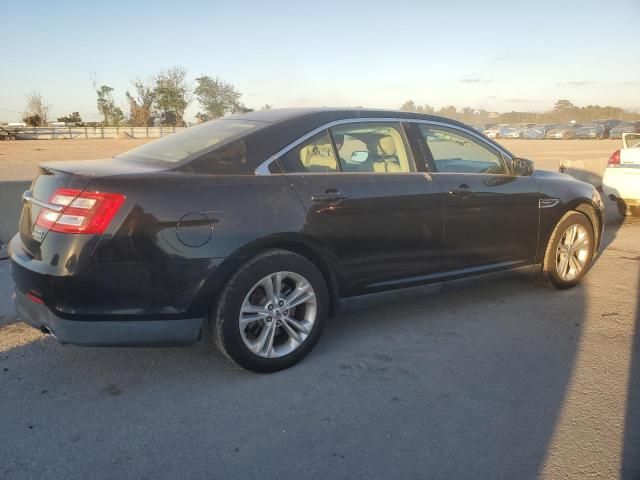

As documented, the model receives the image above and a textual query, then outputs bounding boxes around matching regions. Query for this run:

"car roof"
[225,107,471,128]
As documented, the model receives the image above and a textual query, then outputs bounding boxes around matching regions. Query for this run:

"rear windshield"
[119,119,261,163]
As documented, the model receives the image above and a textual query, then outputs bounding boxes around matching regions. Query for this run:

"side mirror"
[350,151,369,163]
[512,157,534,176]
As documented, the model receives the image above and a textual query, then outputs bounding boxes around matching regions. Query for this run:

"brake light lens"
[35,188,125,234]
[608,149,620,166]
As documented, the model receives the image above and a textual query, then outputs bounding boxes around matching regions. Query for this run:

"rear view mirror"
[350,151,369,163]
[512,157,534,176]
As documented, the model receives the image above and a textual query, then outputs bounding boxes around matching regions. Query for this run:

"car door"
[413,123,540,273]
[278,121,444,295]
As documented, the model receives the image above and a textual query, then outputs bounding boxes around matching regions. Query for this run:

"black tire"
[211,249,329,373]
[541,211,595,290]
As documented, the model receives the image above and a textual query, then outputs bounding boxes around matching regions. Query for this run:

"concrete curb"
[0,180,30,246]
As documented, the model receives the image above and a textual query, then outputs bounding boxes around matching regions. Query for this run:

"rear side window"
[280,131,338,173]
[418,125,506,174]
[120,119,260,164]
[330,122,415,173]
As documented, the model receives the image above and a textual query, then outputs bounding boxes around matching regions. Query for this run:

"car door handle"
[311,189,348,202]
[448,184,473,197]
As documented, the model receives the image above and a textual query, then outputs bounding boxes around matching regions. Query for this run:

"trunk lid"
[18,157,165,257]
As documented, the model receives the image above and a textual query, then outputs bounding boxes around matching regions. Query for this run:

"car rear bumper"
[13,288,204,346]
[603,168,640,202]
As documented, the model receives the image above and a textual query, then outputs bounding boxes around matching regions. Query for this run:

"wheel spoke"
[558,253,570,278]
[569,225,578,245]
[280,319,303,344]
[272,272,283,301]
[254,323,275,356]
[284,316,310,335]
[569,255,582,277]
[240,305,271,325]
[283,283,314,309]
[260,276,275,304]
[572,235,588,251]
[570,252,584,271]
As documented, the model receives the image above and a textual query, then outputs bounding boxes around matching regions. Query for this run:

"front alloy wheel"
[555,224,590,281]
[542,210,595,289]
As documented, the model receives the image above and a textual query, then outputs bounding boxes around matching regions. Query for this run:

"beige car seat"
[373,136,402,173]
[299,142,337,172]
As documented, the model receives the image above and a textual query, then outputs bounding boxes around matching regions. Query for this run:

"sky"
[1,0,639,123]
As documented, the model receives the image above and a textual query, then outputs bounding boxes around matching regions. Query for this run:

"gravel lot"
[0,217,638,479]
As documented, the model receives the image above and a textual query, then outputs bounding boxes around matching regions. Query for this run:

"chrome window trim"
[254,117,513,175]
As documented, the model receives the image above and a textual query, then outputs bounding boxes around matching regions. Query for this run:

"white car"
[603,133,640,216]
[483,124,509,139]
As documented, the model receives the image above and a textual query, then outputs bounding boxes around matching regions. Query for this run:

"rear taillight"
[35,188,125,234]
[608,149,621,166]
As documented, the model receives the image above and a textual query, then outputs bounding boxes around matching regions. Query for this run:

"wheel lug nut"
[284,310,289,315]
[266,317,272,322]
[278,300,284,307]
[267,304,274,310]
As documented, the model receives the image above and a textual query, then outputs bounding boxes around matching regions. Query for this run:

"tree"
[261,104,272,110]
[194,75,243,121]
[94,83,124,126]
[154,66,191,126]
[126,80,156,127]
[416,104,435,114]
[23,91,49,126]
[400,100,417,112]
[437,105,458,119]
[57,112,82,124]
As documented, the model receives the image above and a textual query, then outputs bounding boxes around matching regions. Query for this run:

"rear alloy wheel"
[542,211,595,289]
[212,249,328,372]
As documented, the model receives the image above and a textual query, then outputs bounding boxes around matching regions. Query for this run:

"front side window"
[418,125,506,174]
[330,122,415,173]
[280,131,338,173]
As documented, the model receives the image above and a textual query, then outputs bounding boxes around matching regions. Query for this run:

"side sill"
[338,264,538,313]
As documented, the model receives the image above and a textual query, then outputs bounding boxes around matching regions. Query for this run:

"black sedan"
[10,109,605,372]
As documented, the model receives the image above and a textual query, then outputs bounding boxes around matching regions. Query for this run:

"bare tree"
[126,79,156,127]
[23,91,50,126]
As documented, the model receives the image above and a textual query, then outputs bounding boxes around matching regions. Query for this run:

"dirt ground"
[0,138,621,181]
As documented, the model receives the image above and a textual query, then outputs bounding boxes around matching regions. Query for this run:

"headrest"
[378,136,397,156]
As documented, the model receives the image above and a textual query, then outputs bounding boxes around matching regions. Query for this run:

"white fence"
[11,126,187,140]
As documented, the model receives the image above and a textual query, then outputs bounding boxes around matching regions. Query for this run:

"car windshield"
[583,122,601,127]
[119,119,260,163]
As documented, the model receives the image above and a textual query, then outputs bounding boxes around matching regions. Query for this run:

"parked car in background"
[609,121,640,139]
[602,119,623,137]
[603,133,640,216]
[575,121,607,140]
[546,124,582,139]
[483,124,509,139]
[471,123,495,132]
[524,124,561,140]
[9,108,604,372]
[501,123,537,139]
